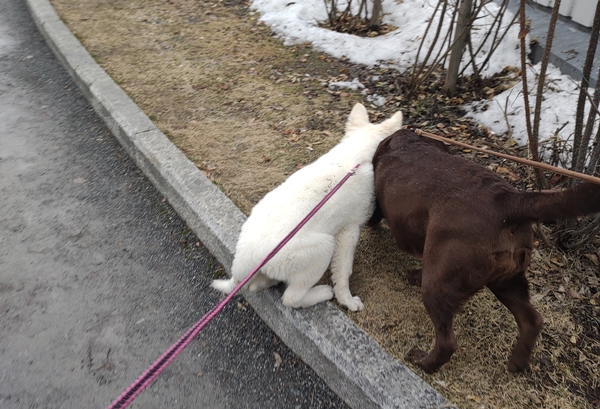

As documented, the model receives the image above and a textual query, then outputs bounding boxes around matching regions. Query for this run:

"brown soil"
[49,0,600,407]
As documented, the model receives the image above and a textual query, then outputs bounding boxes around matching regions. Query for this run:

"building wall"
[533,0,597,27]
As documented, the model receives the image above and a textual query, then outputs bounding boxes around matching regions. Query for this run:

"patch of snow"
[366,94,387,107]
[251,0,521,76]
[328,78,365,91]
[465,63,595,161]
[251,0,594,159]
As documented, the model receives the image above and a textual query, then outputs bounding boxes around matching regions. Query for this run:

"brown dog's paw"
[407,346,427,363]
[507,358,530,373]
[407,269,423,287]
[407,347,442,374]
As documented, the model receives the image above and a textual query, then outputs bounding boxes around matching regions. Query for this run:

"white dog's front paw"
[342,295,364,312]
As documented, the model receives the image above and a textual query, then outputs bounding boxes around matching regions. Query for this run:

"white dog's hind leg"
[248,272,280,292]
[211,272,278,294]
[282,284,334,308]
[280,236,335,308]
[211,277,238,294]
[330,226,364,311]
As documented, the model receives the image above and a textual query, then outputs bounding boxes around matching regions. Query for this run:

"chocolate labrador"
[370,128,600,373]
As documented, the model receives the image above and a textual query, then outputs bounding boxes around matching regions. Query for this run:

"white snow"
[328,78,365,91]
[251,0,521,76]
[466,63,581,147]
[249,0,592,156]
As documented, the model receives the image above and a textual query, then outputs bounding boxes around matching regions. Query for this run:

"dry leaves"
[273,352,282,369]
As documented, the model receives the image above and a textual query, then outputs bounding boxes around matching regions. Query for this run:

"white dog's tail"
[210,277,238,294]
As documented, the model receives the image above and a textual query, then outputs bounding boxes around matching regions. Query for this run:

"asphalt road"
[0,0,349,408]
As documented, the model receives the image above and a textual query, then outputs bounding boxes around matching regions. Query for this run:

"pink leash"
[105,163,360,409]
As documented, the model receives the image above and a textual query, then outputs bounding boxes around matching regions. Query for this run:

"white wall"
[533,0,597,27]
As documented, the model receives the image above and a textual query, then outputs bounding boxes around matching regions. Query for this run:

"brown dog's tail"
[507,182,600,223]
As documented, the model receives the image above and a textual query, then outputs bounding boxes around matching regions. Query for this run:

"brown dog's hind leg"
[367,202,383,227]
[411,274,466,373]
[407,269,422,286]
[488,272,543,372]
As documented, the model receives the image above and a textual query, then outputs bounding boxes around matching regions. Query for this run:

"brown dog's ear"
[345,103,370,132]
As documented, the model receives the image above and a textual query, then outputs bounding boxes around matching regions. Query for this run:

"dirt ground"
[49,0,600,407]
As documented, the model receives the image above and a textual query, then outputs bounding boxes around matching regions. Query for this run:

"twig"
[414,129,600,185]
[572,0,600,172]
[496,88,515,141]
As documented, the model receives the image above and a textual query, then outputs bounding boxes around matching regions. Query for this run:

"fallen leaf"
[197,161,217,172]
[434,380,447,388]
[531,287,551,303]
[273,352,282,369]
[466,395,481,403]
[584,253,599,266]
[380,320,397,330]
[518,28,529,40]
[495,167,518,180]
[567,288,582,299]
[528,392,542,405]
[588,276,600,286]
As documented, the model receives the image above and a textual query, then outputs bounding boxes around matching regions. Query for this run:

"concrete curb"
[26,0,455,407]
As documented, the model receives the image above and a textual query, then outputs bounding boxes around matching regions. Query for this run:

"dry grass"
[56,0,360,211]
[49,0,600,407]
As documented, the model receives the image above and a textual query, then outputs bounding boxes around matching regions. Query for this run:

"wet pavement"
[0,0,349,407]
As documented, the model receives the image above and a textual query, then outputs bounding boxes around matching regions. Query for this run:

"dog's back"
[372,129,600,258]
[372,129,522,259]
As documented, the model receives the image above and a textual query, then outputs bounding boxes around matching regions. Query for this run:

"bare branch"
[573,4,600,172]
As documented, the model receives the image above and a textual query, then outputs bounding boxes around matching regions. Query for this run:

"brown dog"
[370,129,600,374]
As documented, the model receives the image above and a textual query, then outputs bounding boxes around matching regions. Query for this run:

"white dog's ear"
[382,110,403,133]
[346,103,370,132]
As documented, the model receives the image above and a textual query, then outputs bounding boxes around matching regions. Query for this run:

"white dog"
[211,103,403,310]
